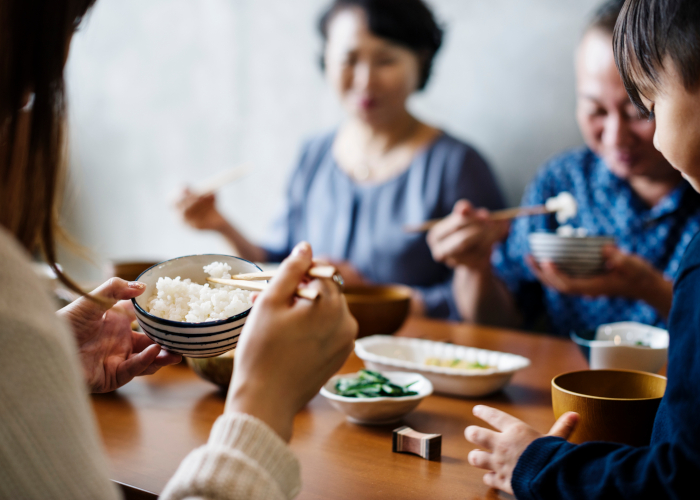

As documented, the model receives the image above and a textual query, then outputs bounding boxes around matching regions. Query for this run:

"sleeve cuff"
[512,436,570,500]
[208,412,301,498]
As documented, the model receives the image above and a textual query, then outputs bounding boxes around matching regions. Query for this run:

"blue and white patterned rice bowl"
[131,254,261,358]
[528,232,616,277]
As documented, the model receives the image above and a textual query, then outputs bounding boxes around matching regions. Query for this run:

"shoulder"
[423,132,494,183]
[522,146,597,198]
[675,231,700,284]
[430,132,490,166]
[535,146,597,182]
[0,228,72,351]
[297,130,335,165]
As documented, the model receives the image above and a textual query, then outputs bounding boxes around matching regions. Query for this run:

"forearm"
[453,265,522,328]
[638,272,673,319]
[216,221,268,263]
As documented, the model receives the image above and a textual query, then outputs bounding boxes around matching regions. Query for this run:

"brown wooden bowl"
[552,369,666,446]
[343,285,412,338]
[111,260,161,282]
[186,350,235,389]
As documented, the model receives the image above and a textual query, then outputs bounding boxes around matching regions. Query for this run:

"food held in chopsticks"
[424,357,496,370]
[147,262,253,323]
[544,191,578,224]
[334,370,419,398]
[403,191,578,232]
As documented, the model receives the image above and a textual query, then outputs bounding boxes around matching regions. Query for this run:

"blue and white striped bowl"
[131,254,261,358]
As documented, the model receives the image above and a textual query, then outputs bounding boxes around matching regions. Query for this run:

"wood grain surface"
[92,317,588,499]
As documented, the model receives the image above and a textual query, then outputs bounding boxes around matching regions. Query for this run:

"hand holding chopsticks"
[403,205,551,233]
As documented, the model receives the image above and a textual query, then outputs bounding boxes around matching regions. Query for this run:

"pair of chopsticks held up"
[207,264,341,301]
[402,192,577,233]
[189,165,341,301]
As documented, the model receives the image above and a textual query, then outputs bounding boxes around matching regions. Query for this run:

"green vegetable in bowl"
[334,370,418,398]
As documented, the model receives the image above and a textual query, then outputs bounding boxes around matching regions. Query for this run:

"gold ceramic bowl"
[343,285,412,338]
[552,369,666,446]
[187,350,235,389]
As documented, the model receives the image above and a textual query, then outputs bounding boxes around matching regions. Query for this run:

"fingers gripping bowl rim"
[131,254,261,358]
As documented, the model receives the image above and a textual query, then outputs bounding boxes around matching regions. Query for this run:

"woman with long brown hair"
[0,1,356,498]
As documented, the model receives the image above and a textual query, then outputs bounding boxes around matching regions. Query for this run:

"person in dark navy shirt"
[462,0,700,497]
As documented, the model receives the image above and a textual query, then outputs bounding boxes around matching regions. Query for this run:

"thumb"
[602,245,623,266]
[90,278,147,307]
[70,279,146,322]
[265,242,313,303]
[547,412,579,440]
[453,199,473,216]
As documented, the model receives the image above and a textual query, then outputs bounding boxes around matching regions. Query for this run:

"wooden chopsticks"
[229,265,336,281]
[403,205,551,233]
[206,265,337,301]
[207,277,320,300]
[192,164,251,196]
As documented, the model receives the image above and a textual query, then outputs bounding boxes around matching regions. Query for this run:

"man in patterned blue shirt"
[427,0,700,336]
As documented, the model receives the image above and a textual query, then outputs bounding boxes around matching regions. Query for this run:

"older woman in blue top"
[427,0,700,335]
[177,0,504,319]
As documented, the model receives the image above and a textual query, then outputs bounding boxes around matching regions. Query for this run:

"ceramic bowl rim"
[355,335,531,377]
[131,254,261,328]
[552,368,667,402]
[528,232,616,243]
[343,284,414,303]
[320,371,433,403]
[569,331,668,351]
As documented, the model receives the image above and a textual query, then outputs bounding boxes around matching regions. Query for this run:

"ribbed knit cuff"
[208,412,301,498]
[160,412,301,500]
[512,436,567,500]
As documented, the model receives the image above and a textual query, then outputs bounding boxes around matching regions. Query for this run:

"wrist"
[225,380,295,442]
[637,270,673,312]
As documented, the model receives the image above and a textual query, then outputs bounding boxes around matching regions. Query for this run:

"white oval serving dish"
[354,336,531,397]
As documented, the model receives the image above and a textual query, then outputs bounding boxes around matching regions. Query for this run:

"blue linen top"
[492,146,700,336]
[511,230,700,499]
[261,130,505,319]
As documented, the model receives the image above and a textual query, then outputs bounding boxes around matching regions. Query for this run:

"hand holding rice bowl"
[528,232,616,277]
[132,255,261,358]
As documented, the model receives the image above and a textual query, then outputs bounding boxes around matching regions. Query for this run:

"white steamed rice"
[147,262,252,323]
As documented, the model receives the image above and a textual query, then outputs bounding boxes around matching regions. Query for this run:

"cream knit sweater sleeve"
[0,228,301,500]
[0,230,121,500]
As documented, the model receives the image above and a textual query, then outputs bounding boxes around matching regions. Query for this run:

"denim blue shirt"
[261,131,505,319]
[492,146,700,336]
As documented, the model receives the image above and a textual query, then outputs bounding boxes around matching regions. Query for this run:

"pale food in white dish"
[354,336,530,397]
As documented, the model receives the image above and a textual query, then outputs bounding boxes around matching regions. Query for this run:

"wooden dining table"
[91,317,589,500]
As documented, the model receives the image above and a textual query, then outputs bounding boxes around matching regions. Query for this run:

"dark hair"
[614,0,700,116]
[0,0,97,293]
[587,0,625,35]
[318,0,444,90]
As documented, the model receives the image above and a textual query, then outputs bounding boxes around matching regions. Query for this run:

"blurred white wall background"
[63,0,601,280]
